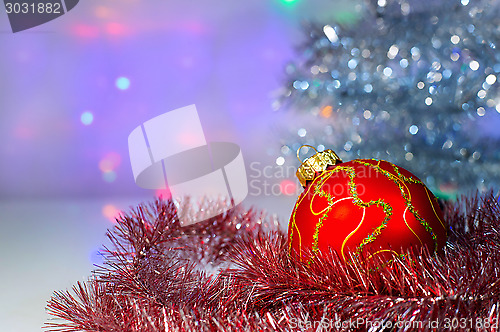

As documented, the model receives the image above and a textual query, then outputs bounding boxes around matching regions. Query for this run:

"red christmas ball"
[288,148,447,262]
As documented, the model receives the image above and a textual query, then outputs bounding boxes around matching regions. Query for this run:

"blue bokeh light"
[103,170,117,183]
[116,76,131,90]
[81,111,94,125]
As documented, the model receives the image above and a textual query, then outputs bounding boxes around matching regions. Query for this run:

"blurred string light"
[115,76,130,90]
[277,0,500,193]
[80,111,94,125]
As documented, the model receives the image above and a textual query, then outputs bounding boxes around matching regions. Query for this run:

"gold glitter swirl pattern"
[391,163,423,184]
[309,166,393,259]
[353,160,439,251]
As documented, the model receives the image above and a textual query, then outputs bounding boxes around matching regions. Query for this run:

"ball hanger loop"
[296,144,319,164]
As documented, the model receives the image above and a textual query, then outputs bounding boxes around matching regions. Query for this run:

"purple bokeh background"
[0,0,355,199]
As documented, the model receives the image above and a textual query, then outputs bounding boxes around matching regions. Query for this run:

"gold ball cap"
[296,145,342,188]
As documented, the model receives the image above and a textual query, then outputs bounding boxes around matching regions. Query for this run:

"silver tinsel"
[277,0,500,195]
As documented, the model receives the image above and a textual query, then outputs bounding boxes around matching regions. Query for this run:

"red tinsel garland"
[46,192,500,331]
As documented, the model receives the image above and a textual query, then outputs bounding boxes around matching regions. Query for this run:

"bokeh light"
[80,111,94,125]
[469,60,480,71]
[72,24,99,38]
[106,23,127,36]
[320,105,333,118]
[102,204,121,223]
[102,170,117,183]
[115,76,131,90]
[486,74,497,85]
[14,126,35,140]
[409,125,419,135]
[323,25,338,43]
[99,152,122,172]
[99,152,121,183]
[95,6,111,19]
[280,179,297,196]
